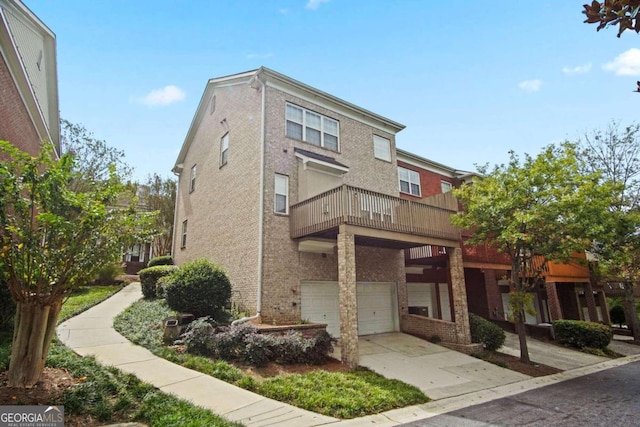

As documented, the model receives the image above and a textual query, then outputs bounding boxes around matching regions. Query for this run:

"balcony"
[290,185,461,248]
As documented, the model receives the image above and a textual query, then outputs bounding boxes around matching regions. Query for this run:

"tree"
[452,143,614,362]
[583,0,640,37]
[0,141,155,387]
[136,174,176,257]
[60,119,132,191]
[578,122,640,340]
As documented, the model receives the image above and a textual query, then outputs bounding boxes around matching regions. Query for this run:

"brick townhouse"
[0,0,59,156]
[172,67,473,367]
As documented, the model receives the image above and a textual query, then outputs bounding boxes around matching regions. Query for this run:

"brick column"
[338,225,358,368]
[597,291,611,325]
[545,282,563,321]
[396,250,408,317]
[448,247,471,344]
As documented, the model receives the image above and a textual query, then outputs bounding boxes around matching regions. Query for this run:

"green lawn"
[115,298,429,419]
[0,285,241,427]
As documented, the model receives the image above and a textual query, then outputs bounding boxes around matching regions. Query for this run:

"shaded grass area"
[0,286,240,427]
[115,298,429,419]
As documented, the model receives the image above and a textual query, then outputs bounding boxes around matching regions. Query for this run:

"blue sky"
[27,0,640,181]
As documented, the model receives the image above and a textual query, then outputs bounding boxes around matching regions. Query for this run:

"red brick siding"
[397,160,454,200]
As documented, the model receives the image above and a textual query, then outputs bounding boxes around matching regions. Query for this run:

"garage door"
[301,281,397,337]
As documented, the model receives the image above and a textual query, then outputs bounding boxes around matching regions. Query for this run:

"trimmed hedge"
[138,265,177,299]
[179,321,334,367]
[147,255,174,268]
[553,320,612,350]
[164,259,231,318]
[469,313,506,351]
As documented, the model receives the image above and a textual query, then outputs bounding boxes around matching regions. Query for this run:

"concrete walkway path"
[57,283,337,427]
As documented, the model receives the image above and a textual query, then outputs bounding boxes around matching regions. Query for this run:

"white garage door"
[301,281,397,337]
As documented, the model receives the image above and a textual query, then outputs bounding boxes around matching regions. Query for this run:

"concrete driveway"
[334,333,529,400]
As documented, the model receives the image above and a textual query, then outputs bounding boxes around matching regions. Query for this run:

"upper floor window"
[373,135,391,162]
[285,103,339,151]
[220,133,229,166]
[441,181,452,193]
[274,173,289,214]
[189,164,196,193]
[399,167,421,196]
[181,220,188,249]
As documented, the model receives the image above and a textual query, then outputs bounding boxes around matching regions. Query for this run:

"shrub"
[139,265,177,299]
[147,255,174,268]
[553,319,612,350]
[155,276,169,299]
[469,313,505,351]
[180,317,216,355]
[93,263,125,285]
[0,283,15,332]
[164,259,231,317]
[610,305,626,326]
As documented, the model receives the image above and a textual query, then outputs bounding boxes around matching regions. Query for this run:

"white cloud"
[137,85,185,106]
[603,48,640,76]
[306,0,329,10]
[246,52,274,60]
[562,63,592,75]
[518,79,543,93]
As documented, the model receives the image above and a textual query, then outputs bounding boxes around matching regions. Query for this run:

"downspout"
[170,168,181,257]
[233,71,265,325]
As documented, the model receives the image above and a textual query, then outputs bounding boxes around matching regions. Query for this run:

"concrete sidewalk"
[57,283,337,427]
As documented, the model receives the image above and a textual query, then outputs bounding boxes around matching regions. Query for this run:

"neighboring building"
[398,149,611,328]
[173,68,473,367]
[0,0,59,156]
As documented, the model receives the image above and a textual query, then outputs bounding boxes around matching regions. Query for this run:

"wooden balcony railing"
[290,185,460,241]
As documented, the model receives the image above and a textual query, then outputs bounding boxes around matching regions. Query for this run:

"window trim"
[373,135,391,162]
[180,220,188,249]
[189,164,196,193]
[274,173,289,215]
[285,103,340,152]
[441,181,452,193]
[220,132,229,167]
[398,166,421,197]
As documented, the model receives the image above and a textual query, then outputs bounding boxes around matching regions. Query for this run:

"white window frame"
[189,164,196,193]
[274,174,289,214]
[441,181,452,193]
[398,166,421,196]
[181,220,188,249]
[285,103,339,151]
[220,133,229,166]
[373,135,391,162]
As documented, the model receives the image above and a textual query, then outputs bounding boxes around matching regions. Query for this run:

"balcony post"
[338,224,358,368]
[341,184,348,223]
[448,247,471,344]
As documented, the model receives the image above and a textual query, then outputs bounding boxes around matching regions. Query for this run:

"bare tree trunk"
[8,300,62,388]
[515,309,531,363]
[622,284,640,341]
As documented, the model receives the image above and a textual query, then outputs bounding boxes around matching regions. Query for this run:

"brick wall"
[0,53,41,156]
[397,160,454,200]
[173,80,262,314]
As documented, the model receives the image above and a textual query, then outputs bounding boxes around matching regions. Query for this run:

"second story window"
[189,164,196,193]
[441,181,452,193]
[181,220,188,249]
[399,167,421,196]
[220,133,229,166]
[274,173,289,214]
[373,135,391,162]
[286,103,339,151]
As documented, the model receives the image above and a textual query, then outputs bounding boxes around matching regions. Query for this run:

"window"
[274,174,289,214]
[441,181,452,193]
[285,103,339,151]
[181,220,188,249]
[220,133,229,166]
[373,135,391,162]
[398,167,421,196]
[210,95,216,114]
[189,164,196,193]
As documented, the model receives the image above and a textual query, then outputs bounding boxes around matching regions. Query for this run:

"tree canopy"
[583,0,640,37]
[452,143,614,361]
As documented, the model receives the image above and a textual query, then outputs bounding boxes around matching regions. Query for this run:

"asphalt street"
[402,360,640,427]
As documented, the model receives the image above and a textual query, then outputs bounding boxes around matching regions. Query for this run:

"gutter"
[232,70,265,325]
